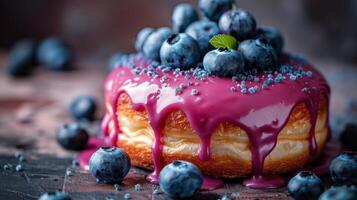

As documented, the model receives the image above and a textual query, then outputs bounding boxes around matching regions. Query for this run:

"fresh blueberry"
[255,26,284,53]
[37,37,73,71]
[56,123,89,151]
[339,122,357,151]
[329,151,357,185]
[38,192,71,200]
[135,27,155,52]
[89,147,131,183]
[203,48,244,77]
[287,171,324,200]
[219,9,257,40]
[69,95,97,121]
[172,3,198,33]
[143,27,173,61]
[186,20,220,54]
[5,39,36,77]
[159,160,203,198]
[238,38,278,71]
[199,0,236,22]
[160,33,201,69]
[319,186,357,200]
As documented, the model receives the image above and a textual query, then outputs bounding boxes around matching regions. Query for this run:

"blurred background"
[1,0,357,63]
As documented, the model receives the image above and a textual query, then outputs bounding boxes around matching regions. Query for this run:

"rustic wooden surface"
[0,51,357,200]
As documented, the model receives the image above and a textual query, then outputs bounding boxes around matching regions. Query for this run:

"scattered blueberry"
[66,169,73,177]
[69,95,97,121]
[160,33,201,69]
[38,192,71,200]
[37,37,73,71]
[135,27,155,52]
[5,39,36,77]
[15,164,23,172]
[199,0,237,22]
[123,193,131,199]
[339,122,357,151]
[134,184,142,192]
[143,27,173,61]
[89,147,131,183]
[219,9,257,40]
[56,123,89,151]
[15,152,25,162]
[238,38,278,71]
[287,171,324,200]
[3,164,11,170]
[255,26,284,53]
[114,184,121,191]
[319,186,357,200]
[72,159,79,167]
[329,151,357,185]
[172,3,198,33]
[159,160,203,198]
[220,194,231,200]
[203,48,245,77]
[186,20,220,54]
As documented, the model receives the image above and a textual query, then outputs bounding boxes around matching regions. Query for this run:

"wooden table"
[0,52,356,199]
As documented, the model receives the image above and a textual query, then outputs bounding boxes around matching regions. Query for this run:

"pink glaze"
[243,175,285,189]
[102,54,330,189]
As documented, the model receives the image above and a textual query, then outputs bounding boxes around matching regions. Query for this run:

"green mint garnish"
[209,34,237,50]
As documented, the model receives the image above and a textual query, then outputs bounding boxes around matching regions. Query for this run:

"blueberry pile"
[5,37,73,77]
[135,0,284,78]
[287,152,357,200]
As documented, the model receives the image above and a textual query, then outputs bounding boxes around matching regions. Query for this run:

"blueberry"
[203,48,244,77]
[238,38,278,71]
[172,3,198,33]
[340,122,357,151]
[319,186,357,200]
[287,171,324,200]
[89,147,131,183]
[143,27,173,61]
[255,26,284,53]
[329,152,357,185]
[69,95,97,121]
[56,123,89,151]
[186,20,220,54]
[37,37,73,71]
[135,27,155,52]
[38,192,71,200]
[199,0,236,22]
[219,9,257,40]
[160,33,201,69]
[5,39,36,77]
[159,160,203,198]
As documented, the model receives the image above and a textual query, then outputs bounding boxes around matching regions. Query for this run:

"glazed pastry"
[102,2,330,189]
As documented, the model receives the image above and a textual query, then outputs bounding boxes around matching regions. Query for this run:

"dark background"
[1,0,357,63]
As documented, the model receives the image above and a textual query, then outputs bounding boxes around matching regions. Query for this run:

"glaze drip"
[102,53,330,189]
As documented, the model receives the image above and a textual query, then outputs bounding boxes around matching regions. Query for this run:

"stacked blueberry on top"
[135,0,284,77]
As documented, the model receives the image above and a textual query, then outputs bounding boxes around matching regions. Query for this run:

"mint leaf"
[209,34,237,49]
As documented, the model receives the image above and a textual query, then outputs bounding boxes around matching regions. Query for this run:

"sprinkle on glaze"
[102,53,330,189]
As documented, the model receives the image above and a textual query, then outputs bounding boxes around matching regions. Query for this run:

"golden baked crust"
[107,93,328,178]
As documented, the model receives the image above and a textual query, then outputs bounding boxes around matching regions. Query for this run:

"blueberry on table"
[89,147,131,184]
[37,37,73,71]
[56,123,89,151]
[203,48,244,77]
[143,27,173,61]
[255,26,284,53]
[160,33,201,69]
[319,186,357,200]
[159,160,203,198]
[69,95,97,121]
[172,3,198,33]
[135,27,155,52]
[5,39,36,77]
[339,122,357,151]
[38,192,71,200]
[186,20,220,55]
[219,9,257,40]
[238,38,278,71]
[287,171,324,200]
[199,0,236,22]
[329,151,357,185]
